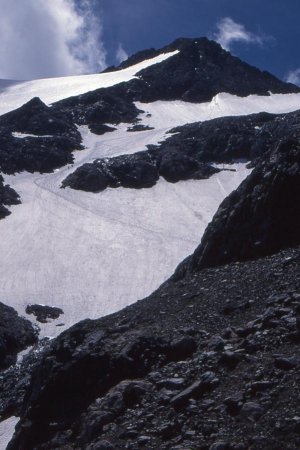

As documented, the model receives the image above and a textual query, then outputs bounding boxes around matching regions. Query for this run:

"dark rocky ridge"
[26,305,64,324]
[173,129,300,278]
[0,338,50,422]
[62,109,300,193]
[0,302,38,371]
[61,150,219,192]
[104,38,299,102]
[6,246,300,450]
[0,97,83,217]
[0,97,83,175]
[51,37,299,132]
[0,97,80,137]
[0,175,20,219]
[130,37,300,103]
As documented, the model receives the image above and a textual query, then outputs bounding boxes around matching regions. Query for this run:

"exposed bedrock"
[0,302,38,371]
[0,175,20,219]
[62,109,300,193]
[0,97,83,174]
[174,136,300,279]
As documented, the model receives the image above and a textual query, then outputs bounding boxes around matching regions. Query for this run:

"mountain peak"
[103,36,299,103]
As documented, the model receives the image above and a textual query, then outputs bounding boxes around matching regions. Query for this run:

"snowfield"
[1,124,250,338]
[0,417,18,450]
[0,50,179,116]
[136,92,300,128]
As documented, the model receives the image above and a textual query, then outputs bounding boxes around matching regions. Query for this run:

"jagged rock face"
[52,87,143,130]
[132,37,300,103]
[61,148,219,192]
[89,124,117,135]
[174,135,300,277]
[61,109,300,193]
[8,321,196,449]
[0,98,83,174]
[25,305,64,324]
[160,112,277,163]
[0,175,20,219]
[105,38,300,103]
[0,339,50,421]
[0,97,80,137]
[0,302,38,371]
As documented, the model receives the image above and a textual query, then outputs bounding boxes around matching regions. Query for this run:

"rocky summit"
[0,36,299,450]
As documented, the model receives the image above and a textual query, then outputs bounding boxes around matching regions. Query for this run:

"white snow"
[0,125,250,338]
[0,51,179,116]
[0,417,18,450]
[12,132,53,139]
[136,91,300,128]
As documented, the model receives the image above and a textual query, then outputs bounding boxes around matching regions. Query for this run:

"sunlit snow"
[0,125,250,339]
[12,132,54,139]
[0,50,179,116]
[0,416,19,450]
[136,92,300,128]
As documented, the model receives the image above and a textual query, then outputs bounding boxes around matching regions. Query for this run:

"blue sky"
[99,0,300,82]
[0,0,299,83]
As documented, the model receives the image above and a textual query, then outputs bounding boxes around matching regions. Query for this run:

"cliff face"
[173,112,300,278]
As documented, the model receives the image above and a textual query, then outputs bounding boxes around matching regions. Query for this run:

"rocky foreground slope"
[6,248,300,450]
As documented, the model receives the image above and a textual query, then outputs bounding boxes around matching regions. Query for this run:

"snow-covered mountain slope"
[136,92,300,128]
[0,50,179,116]
[1,124,250,338]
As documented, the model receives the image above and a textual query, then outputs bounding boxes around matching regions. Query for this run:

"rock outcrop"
[174,132,300,278]
[62,109,300,194]
[0,98,82,174]
[0,175,20,219]
[0,302,38,371]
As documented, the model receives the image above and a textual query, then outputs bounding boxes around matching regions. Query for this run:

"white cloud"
[0,0,107,80]
[116,43,128,64]
[214,17,263,51]
[286,69,300,86]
